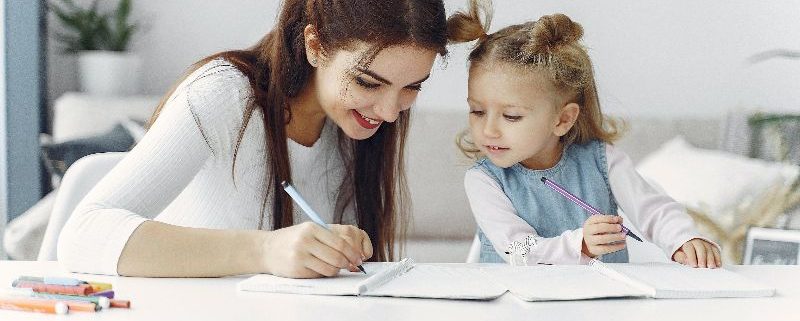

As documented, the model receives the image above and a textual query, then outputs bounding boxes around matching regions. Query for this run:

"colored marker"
[16,276,84,286]
[110,299,131,309]
[90,290,115,299]
[12,281,93,296]
[88,282,113,293]
[0,297,69,315]
[541,177,643,242]
[281,181,367,274]
[1,288,102,312]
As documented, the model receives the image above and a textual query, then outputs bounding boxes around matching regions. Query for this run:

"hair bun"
[525,13,583,52]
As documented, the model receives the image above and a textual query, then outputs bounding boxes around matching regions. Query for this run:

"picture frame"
[743,227,800,265]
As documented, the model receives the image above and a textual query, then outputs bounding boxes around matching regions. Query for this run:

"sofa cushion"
[406,109,476,240]
[3,190,58,260]
[636,136,799,226]
[614,117,720,164]
[41,123,135,182]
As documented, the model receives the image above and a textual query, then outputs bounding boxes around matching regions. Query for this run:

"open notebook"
[237,259,775,301]
[237,259,506,300]
[483,260,775,301]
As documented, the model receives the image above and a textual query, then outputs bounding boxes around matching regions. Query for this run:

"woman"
[57,0,448,278]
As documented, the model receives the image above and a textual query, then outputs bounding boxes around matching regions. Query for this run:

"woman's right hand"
[261,222,373,278]
[581,215,627,258]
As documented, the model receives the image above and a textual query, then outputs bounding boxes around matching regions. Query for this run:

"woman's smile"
[351,109,382,129]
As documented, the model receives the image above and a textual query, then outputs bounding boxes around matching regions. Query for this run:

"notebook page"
[236,262,395,296]
[481,265,646,301]
[590,260,656,297]
[357,258,414,294]
[365,264,506,300]
[602,262,776,299]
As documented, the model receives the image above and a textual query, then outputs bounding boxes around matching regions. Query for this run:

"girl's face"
[467,63,577,169]
[313,42,437,140]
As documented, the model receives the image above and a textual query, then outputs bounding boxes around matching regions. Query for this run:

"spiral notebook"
[483,260,775,301]
[236,258,506,300]
[237,259,774,301]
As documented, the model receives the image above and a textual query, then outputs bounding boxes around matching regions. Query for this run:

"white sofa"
[11,92,725,263]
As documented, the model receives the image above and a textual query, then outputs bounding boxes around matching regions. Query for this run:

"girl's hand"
[581,215,627,258]
[672,238,721,268]
[261,222,373,278]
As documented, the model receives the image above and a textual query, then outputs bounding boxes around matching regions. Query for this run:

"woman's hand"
[261,222,373,278]
[672,238,721,268]
[582,215,627,258]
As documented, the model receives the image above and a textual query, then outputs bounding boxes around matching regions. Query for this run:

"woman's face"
[312,42,437,140]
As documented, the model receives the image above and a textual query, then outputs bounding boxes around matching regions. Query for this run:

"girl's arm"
[605,144,719,260]
[465,169,594,264]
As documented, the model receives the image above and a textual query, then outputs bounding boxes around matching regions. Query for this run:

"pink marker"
[541,177,643,242]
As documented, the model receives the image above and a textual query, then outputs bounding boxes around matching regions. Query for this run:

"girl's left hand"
[672,238,721,268]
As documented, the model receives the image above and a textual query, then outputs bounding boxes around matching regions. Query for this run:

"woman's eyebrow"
[356,67,430,86]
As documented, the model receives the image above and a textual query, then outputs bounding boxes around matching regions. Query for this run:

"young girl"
[449,1,721,268]
[57,0,448,278]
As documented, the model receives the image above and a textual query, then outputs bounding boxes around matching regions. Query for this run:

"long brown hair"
[148,0,448,261]
[449,0,624,159]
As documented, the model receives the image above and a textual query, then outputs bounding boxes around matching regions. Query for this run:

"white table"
[0,261,797,321]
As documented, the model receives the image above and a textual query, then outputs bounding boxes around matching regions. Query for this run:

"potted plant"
[49,0,141,96]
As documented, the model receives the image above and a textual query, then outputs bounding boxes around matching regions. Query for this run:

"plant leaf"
[48,0,138,52]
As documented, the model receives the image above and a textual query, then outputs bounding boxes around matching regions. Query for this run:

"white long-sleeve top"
[57,59,352,275]
[465,144,715,265]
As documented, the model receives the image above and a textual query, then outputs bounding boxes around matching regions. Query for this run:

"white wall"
[48,1,800,118]
[47,0,277,104]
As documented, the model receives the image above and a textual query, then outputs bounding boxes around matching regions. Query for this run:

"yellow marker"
[88,282,112,292]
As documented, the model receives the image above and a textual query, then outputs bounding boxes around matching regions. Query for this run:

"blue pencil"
[281,181,367,274]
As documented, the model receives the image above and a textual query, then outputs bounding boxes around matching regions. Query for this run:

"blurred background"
[2,0,799,264]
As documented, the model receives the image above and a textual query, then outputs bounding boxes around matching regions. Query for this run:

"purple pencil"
[540,177,643,242]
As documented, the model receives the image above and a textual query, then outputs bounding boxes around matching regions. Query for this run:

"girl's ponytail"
[447,0,492,44]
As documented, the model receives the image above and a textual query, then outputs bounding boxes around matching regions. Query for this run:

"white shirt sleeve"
[57,60,252,275]
[606,144,719,259]
[464,169,593,265]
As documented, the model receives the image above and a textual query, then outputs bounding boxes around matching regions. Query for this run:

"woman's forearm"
[117,221,269,277]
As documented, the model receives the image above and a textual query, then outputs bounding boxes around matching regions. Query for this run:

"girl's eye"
[406,84,422,92]
[356,77,380,89]
[469,110,485,117]
[504,115,523,121]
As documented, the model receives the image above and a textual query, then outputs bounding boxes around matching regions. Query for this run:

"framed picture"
[743,227,800,265]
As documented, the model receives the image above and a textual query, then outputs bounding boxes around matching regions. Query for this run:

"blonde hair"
[448,0,625,159]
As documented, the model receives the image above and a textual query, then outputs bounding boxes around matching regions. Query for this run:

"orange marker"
[1,288,99,312]
[60,301,98,312]
[110,299,131,308]
[0,297,69,314]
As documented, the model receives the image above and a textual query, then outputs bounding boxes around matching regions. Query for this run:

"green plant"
[49,0,137,52]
